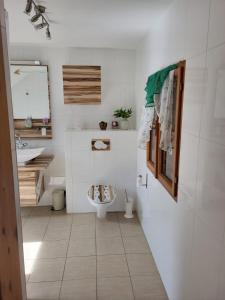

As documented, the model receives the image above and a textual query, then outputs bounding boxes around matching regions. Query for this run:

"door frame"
[0,1,26,299]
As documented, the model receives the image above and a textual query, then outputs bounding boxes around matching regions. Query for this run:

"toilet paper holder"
[137,174,148,188]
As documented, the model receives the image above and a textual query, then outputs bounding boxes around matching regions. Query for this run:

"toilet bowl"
[87,185,116,218]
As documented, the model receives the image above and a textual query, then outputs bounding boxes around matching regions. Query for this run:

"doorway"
[0,1,26,299]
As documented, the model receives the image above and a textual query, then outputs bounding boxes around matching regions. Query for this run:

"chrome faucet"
[15,134,28,149]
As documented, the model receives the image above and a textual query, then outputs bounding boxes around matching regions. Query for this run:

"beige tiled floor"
[22,207,168,300]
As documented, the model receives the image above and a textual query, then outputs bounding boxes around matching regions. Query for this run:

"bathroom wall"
[135,0,225,299]
[65,130,137,213]
[9,46,136,200]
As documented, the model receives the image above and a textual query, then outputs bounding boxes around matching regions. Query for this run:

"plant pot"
[99,121,107,130]
[120,119,129,130]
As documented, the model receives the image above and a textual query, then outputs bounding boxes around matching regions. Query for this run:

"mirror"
[10,65,50,119]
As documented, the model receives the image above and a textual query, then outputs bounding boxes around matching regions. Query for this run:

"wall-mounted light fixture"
[34,21,48,30]
[24,0,51,40]
[24,0,32,15]
[46,26,51,40]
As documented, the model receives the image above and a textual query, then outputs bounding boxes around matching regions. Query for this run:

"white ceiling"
[5,0,172,49]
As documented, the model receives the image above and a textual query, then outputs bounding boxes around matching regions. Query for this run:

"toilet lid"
[88,185,114,204]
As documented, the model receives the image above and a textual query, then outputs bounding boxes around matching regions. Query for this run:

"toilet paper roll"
[49,177,65,186]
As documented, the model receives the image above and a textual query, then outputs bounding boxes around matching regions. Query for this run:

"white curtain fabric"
[138,106,154,149]
[138,70,175,151]
[158,70,175,151]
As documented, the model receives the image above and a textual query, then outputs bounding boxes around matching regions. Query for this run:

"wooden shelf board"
[18,155,54,172]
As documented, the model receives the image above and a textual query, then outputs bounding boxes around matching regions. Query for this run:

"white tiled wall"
[9,46,136,204]
[65,130,137,213]
[135,0,225,299]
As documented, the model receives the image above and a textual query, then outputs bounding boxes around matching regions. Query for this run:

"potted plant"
[113,107,132,130]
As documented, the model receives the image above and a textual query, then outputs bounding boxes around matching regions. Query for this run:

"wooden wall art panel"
[63,65,101,104]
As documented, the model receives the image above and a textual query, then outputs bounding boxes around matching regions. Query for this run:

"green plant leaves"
[113,107,132,119]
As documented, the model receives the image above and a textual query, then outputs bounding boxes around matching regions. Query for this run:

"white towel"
[138,106,155,149]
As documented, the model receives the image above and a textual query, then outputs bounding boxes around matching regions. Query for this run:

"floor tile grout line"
[96,212,122,299]
[118,213,136,300]
[23,210,160,299]
[41,212,52,241]
[58,212,73,300]
[26,279,63,284]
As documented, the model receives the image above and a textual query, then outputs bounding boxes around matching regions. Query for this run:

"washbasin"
[16,147,45,166]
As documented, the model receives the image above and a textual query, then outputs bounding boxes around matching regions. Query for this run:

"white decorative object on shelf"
[92,139,110,151]
[94,140,107,150]
[41,127,47,136]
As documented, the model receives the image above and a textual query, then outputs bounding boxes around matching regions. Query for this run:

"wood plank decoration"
[92,139,110,151]
[18,155,54,172]
[63,65,101,104]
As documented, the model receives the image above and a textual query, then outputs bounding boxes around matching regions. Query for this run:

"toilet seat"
[87,185,116,218]
[88,185,114,204]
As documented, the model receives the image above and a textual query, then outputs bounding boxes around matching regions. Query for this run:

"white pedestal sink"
[16,147,45,166]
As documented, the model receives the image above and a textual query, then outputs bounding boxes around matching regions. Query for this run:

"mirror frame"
[11,64,52,139]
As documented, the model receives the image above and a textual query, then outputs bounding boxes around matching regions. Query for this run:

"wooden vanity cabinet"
[17,155,53,207]
[18,170,44,206]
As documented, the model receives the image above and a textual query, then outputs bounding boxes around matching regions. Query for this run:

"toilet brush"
[124,189,134,219]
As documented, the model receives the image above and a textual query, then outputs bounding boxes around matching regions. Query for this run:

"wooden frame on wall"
[146,120,159,177]
[11,64,52,139]
[146,60,186,200]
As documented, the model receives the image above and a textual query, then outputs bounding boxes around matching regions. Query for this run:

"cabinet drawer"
[19,171,38,207]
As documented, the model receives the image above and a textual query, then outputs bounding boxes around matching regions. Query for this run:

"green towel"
[145,64,177,107]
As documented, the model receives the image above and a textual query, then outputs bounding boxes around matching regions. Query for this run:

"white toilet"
[87,185,116,218]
